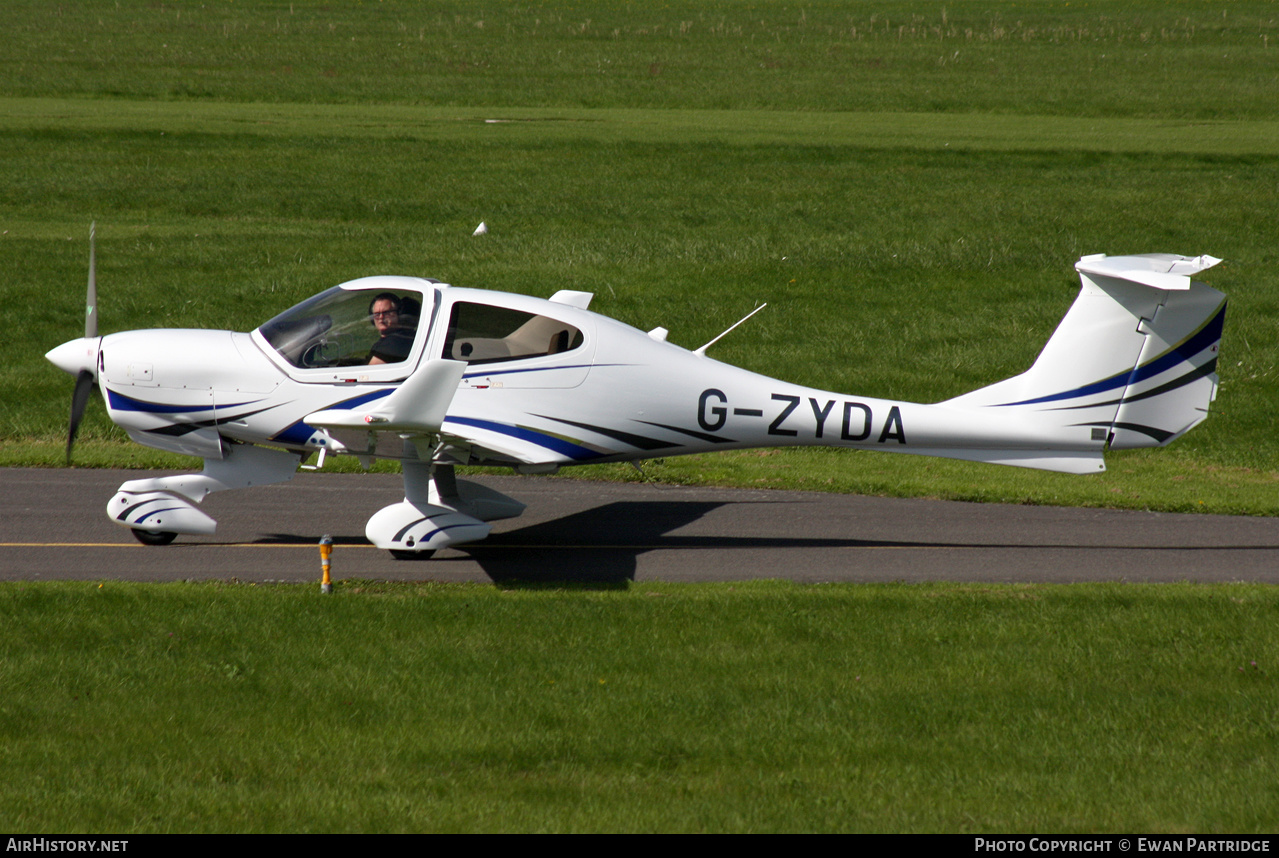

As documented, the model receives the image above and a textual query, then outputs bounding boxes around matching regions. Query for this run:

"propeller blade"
[67,368,96,464]
[85,222,97,339]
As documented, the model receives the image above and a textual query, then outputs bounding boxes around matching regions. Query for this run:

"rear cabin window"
[442,302,583,365]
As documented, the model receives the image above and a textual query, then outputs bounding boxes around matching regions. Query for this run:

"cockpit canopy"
[252,275,594,387]
[257,279,434,369]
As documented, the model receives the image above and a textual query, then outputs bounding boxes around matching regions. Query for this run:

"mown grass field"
[3,0,1279,833]
[2,580,1277,833]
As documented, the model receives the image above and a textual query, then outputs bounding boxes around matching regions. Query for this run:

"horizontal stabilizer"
[306,359,466,433]
[1074,253,1221,291]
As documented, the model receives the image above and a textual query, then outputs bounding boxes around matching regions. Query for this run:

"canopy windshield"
[257,285,430,370]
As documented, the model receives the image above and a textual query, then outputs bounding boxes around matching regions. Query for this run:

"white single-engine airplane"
[47,232,1226,558]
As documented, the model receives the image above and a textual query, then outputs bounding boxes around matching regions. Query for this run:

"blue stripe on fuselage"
[106,390,257,413]
[270,388,396,445]
[443,416,604,461]
[997,303,1225,408]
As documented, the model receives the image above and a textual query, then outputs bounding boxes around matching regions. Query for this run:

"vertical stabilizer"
[946,254,1225,449]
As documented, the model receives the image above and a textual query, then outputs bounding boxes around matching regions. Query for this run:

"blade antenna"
[694,303,767,357]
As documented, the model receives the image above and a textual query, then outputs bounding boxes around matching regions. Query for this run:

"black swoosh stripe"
[534,415,676,451]
[1043,358,1218,413]
[145,405,283,437]
[635,420,737,445]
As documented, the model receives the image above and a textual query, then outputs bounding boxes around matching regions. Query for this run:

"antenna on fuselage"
[694,303,767,357]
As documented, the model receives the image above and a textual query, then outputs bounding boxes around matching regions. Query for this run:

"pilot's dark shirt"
[370,329,414,364]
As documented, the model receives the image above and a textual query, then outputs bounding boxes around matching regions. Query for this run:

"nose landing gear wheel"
[390,549,435,561]
[131,529,178,546]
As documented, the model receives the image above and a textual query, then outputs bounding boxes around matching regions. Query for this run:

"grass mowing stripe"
[7,97,1279,155]
[4,0,1277,120]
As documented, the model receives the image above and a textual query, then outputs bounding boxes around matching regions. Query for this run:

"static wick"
[319,534,333,594]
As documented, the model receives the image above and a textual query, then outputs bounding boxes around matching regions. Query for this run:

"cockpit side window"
[258,287,425,369]
[442,302,584,365]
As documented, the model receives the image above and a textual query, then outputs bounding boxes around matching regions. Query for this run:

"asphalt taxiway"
[3,468,1277,584]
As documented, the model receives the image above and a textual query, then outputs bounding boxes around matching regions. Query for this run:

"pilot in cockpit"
[368,293,419,365]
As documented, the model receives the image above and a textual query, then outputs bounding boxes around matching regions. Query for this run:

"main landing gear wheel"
[131,529,177,546]
[390,549,436,561]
